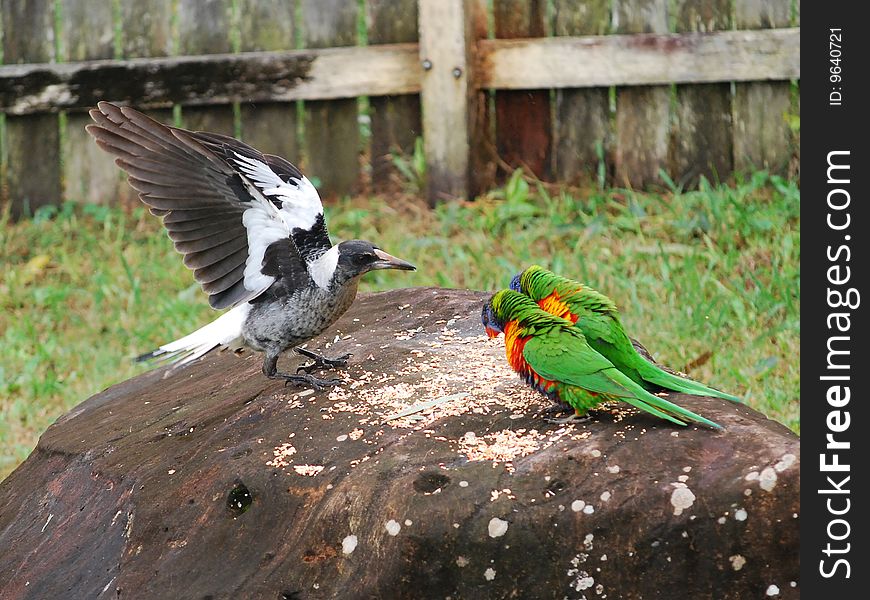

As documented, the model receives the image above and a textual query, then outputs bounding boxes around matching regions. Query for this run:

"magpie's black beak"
[372,249,416,271]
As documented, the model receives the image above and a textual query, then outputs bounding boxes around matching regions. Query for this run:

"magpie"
[86,102,415,388]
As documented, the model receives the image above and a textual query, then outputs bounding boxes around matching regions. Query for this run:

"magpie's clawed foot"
[270,372,342,391]
[294,347,353,374]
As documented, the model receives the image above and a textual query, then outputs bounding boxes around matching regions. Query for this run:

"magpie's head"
[336,240,416,277]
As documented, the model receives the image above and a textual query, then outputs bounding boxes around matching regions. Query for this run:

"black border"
[802,4,868,596]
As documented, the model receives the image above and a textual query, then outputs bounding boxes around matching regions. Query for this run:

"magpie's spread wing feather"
[86,101,327,309]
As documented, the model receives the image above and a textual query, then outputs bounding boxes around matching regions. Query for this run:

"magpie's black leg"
[293,347,352,374]
[262,352,341,390]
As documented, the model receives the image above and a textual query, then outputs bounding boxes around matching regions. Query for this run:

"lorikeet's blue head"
[508,272,522,292]
[481,296,504,338]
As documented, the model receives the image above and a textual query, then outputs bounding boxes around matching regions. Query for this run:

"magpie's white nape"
[87,102,415,388]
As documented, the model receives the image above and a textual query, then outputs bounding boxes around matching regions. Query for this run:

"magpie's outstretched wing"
[86,102,330,309]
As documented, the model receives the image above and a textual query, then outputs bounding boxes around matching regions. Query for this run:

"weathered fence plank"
[670,0,732,187]
[178,0,235,135]
[367,0,422,192]
[118,0,174,207]
[474,29,800,89]
[1,0,61,218]
[552,0,611,185]
[613,0,669,189]
[0,46,422,115]
[301,0,360,199]
[237,0,298,161]
[419,0,488,202]
[60,0,121,205]
[493,0,550,180]
[120,0,172,60]
[733,0,792,175]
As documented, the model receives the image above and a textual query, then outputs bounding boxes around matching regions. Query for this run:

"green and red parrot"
[482,290,721,429]
[509,265,740,403]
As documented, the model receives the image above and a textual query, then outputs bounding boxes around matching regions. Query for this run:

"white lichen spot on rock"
[670,487,696,516]
[759,467,778,491]
[456,556,469,567]
[459,480,469,488]
[404,519,413,526]
[573,574,594,591]
[342,535,358,555]
[606,465,620,474]
[583,504,595,515]
[385,520,401,536]
[600,491,611,502]
[590,449,602,457]
[293,465,324,476]
[775,453,796,472]
[745,471,759,481]
[718,516,727,524]
[571,500,586,512]
[729,554,746,571]
[734,508,748,521]
[488,517,509,538]
[766,584,780,596]
[484,567,496,581]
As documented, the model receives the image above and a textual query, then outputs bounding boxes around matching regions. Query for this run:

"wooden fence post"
[613,0,669,189]
[301,0,360,199]
[367,0,422,192]
[733,0,791,175]
[419,0,488,203]
[179,0,236,135]
[1,0,61,218]
[237,0,298,161]
[60,0,121,205]
[670,0,733,187]
[552,0,612,185]
[493,0,550,180]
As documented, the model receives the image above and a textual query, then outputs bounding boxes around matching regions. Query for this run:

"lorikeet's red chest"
[503,321,558,397]
[538,292,578,324]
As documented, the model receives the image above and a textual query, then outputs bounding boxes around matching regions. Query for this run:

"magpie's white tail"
[137,304,250,368]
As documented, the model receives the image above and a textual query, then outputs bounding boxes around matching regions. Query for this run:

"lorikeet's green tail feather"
[635,364,742,403]
[585,366,723,430]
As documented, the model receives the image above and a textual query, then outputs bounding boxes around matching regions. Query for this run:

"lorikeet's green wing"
[522,328,722,429]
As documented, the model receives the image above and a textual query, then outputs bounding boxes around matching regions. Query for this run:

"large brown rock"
[0,288,799,599]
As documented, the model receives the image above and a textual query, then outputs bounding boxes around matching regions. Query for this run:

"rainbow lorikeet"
[482,290,722,429]
[510,265,740,403]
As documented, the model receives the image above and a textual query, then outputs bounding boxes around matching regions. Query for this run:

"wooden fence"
[1,0,799,217]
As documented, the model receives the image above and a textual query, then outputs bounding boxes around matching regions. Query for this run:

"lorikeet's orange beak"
[485,326,501,338]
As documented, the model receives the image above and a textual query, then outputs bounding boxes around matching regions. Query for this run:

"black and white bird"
[86,101,415,387]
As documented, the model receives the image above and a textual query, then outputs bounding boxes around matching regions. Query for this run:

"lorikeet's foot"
[542,402,575,417]
[269,371,343,390]
[545,412,593,425]
[294,347,353,374]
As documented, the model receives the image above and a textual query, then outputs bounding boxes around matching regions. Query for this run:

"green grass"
[0,172,800,479]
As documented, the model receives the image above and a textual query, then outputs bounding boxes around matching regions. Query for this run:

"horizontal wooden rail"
[479,28,800,89]
[0,43,421,115]
[1,28,799,116]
